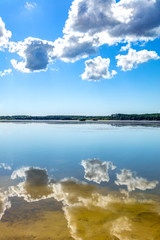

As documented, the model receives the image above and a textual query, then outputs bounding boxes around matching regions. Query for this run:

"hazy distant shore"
[0,120,160,125]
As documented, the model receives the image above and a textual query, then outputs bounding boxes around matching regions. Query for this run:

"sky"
[0,0,160,116]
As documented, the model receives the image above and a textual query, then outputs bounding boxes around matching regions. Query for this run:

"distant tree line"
[108,113,160,121]
[0,114,160,121]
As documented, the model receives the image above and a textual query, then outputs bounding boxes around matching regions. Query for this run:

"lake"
[0,122,160,240]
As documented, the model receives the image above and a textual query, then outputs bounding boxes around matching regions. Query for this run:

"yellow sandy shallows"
[1,168,160,240]
[0,197,73,240]
[52,180,160,240]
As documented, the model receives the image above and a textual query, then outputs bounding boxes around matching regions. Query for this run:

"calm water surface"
[0,123,160,240]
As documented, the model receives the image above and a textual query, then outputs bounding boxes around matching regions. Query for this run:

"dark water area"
[0,123,160,239]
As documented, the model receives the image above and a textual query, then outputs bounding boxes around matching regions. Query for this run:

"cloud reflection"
[9,167,54,202]
[110,217,132,240]
[0,163,12,171]
[0,192,11,220]
[81,159,116,184]
[115,169,159,192]
[52,178,160,240]
[0,162,159,239]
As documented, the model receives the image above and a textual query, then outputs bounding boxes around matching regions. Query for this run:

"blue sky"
[0,0,160,115]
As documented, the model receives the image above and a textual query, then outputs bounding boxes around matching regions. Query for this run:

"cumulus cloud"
[1,0,160,77]
[67,0,160,41]
[52,35,97,62]
[81,56,117,81]
[9,37,54,73]
[3,0,160,75]
[10,167,54,202]
[0,17,11,49]
[115,169,159,192]
[0,69,12,77]
[116,48,160,71]
[120,42,131,52]
[25,2,37,10]
[81,159,116,184]
[52,0,160,62]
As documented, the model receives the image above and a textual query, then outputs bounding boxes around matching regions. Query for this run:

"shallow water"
[0,123,160,240]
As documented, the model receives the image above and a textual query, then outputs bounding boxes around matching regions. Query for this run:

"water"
[0,123,160,240]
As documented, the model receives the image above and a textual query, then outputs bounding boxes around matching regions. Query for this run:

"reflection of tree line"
[1,113,160,121]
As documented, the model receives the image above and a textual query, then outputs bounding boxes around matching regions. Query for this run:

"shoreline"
[0,120,160,125]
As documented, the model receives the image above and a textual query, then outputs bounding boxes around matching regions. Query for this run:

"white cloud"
[1,0,160,77]
[120,42,131,52]
[9,37,54,73]
[0,17,11,50]
[25,2,37,10]
[3,0,160,76]
[81,56,117,81]
[116,48,160,71]
[0,69,12,77]
[115,169,159,192]
[81,159,116,184]
[52,35,97,62]
[52,0,160,62]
